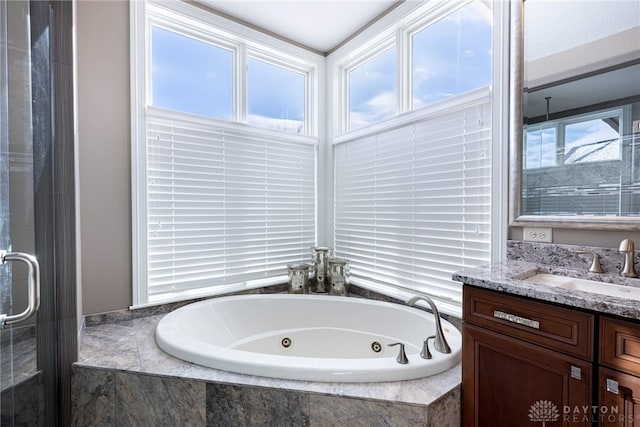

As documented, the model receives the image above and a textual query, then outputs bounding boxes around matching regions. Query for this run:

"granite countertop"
[453,260,640,320]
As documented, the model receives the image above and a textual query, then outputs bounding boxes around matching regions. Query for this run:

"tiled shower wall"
[71,366,460,426]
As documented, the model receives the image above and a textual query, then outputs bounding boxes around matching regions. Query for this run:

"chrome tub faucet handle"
[420,335,436,359]
[388,342,409,364]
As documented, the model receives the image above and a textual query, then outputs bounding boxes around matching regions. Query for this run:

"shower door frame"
[32,1,78,425]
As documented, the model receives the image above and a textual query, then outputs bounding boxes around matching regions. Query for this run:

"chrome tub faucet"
[406,295,451,355]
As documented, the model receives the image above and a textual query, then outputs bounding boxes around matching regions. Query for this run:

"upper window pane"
[151,26,233,120]
[348,47,397,131]
[564,117,620,164]
[247,58,306,134]
[524,126,557,169]
[412,3,491,109]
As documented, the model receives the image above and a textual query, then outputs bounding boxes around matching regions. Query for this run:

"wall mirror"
[509,0,640,229]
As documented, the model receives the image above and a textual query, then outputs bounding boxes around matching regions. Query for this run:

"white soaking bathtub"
[155,294,461,382]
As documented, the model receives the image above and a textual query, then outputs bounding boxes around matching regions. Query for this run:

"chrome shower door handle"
[0,251,41,328]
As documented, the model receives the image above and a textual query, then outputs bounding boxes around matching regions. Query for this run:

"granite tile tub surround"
[83,283,288,327]
[71,367,115,426]
[73,288,462,426]
[71,367,206,427]
[1,372,44,426]
[72,365,459,427]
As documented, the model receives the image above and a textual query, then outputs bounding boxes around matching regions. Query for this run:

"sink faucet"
[619,239,638,278]
[576,250,603,273]
[406,295,451,354]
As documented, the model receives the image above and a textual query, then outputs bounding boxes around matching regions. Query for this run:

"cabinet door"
[463,324,592,427]
[601,316,640,376]
[599,367,640,427]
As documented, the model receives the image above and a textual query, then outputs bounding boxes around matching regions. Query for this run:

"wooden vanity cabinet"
[463,286,594,427]
[599,317,640,426]
[598,367,640,427]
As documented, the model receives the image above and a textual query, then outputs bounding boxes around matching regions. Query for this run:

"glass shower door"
[1,1,45,424]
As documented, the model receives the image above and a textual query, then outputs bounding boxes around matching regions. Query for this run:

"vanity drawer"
[463,286,594,360]
[600,316,640,376]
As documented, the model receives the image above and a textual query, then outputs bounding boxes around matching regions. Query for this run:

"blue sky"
[349,2,492,130]
[247,58,305,124]
[152,1,492,133]
[152,27,234,120]
[349,47,397,128]
[411,4,492,107]
[152,26,305,132]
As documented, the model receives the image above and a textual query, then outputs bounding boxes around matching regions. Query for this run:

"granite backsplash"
[507,240,637,275]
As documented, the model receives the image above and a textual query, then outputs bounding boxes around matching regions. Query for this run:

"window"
[334,94,492,314]
[348,47,397,130]
[132,1,320,306]
[564,117,620,164]
[133,0,496,311]
[524,126,557,169]
[151,26,234,120]
[247,57,306,133]
[332,0,493,314]
[524,109,623,169]
[145,113,316,303]
[522,108,626,216]
[411,1,492,109]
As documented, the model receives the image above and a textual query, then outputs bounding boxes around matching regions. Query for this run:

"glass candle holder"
[287,264,310,294]
[310,247,331,293]
[327,257,349,296]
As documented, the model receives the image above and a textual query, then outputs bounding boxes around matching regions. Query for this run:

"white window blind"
[145,108,316,303]
[334,94,492,312]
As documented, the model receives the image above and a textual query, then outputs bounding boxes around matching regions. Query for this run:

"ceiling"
[197,0,402,54]
[524,0,640,61]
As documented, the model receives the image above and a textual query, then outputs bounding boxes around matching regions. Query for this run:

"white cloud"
[365,91,396,117]
[349,91,396,130]
[247,114,303,134]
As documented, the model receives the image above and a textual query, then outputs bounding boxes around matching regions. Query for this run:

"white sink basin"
[524,273,640,301]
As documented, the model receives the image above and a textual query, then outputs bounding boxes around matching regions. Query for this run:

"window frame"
[406,1,492,111]
[344,41,397,131]
[148,22,238,121]
[245,50,311,133]
[327,0,501,316]
[335,0,475,135]
[129,0,507,311]
[130,0,323,307]
[142,3,318,134]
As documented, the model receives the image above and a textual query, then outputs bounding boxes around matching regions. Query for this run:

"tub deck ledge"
[72,300,461,426]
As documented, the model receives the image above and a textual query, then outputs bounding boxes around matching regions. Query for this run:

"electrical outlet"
[523,227,552,243]
[633,120,640,134]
